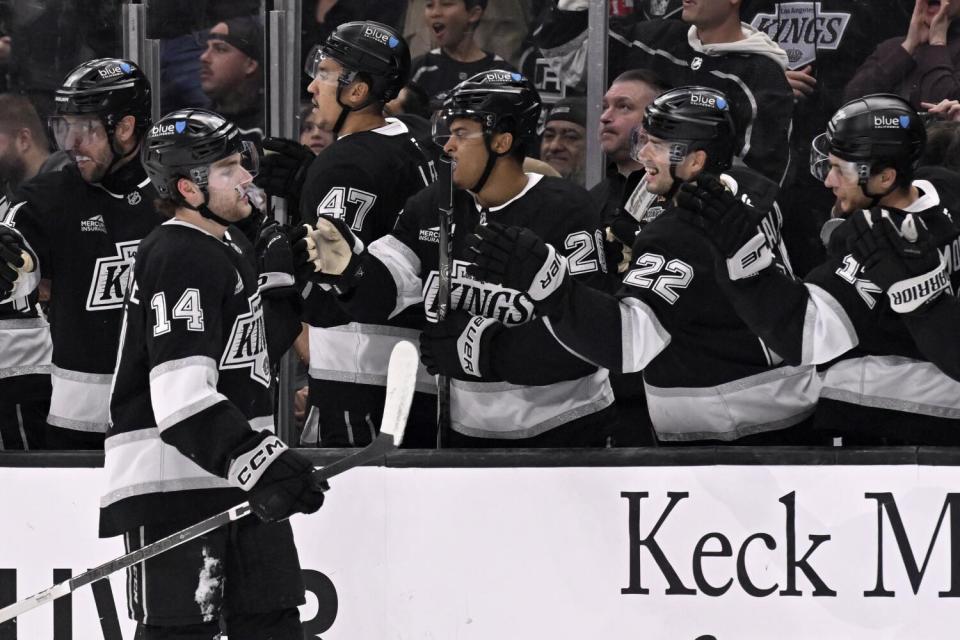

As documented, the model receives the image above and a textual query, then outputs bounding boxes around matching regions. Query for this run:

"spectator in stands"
[409,0,516,105]
[536,0,795,186]
[921,120,960,171]
[540,97,587,186]
[745,0,913,277]
[844,0,960,109]
[386,82,433,120]
[299,104,333,155]
[0,94,70,450]
[924,96,960,119]
[200,16,265,142]
[0,95,69,199]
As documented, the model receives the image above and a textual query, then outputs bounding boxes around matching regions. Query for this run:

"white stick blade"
[380,340,419,446]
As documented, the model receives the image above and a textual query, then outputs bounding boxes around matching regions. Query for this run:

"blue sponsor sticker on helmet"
[120,62,132,74]
[175,121,187,134]
[716,97,728,110]
[899,115,910,128]
[388,36,399,48]
[511,72,523,82]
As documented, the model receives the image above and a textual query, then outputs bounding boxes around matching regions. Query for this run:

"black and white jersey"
[410,49,516,104]
[720,169,960,443]
[0,161,162,435]
[101,220,273,537]
[543,168,818,442]
[298,118,437,435]
[340,173,615,440]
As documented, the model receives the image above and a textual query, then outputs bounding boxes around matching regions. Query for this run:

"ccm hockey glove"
[465,222,569,313]
[676,173,773,280]
[419,311,500,379]
[254,137,314,213]
[287,216,366,294]
[848,210,951,313]
[227,433,326,523]
[0,225,35,299]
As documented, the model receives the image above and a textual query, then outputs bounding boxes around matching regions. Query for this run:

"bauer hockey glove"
[419,311,500,380]
[254,137,314,213]
[256,219,298,298]
[676,173,774,280]
[228,433,326,523]
[465,222,569,313]
[0,225,36,299]
[287,216,366,294]
[848,210,951,313]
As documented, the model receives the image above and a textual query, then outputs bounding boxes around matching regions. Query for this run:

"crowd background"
[1,0,960,450]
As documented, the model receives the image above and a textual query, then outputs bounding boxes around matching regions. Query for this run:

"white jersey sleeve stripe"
[368,234,423,318]
[620,297,671,374]
[802,283,859,365]
[149,355,228,432]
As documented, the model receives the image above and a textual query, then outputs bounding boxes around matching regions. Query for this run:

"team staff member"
[0,58,161,449]
[683,94,960,444]
[466,86,818,444]
[102,109,325,639]
[294,71,615,446]
[255,22,438,447]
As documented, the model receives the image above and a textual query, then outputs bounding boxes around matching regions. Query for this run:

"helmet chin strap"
[664,163,683,202]
[469,133,508,194]
[98,121,140,181]
[178,188,234,227]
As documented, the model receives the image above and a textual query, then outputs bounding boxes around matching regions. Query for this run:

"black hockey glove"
[228,433,327,523]
[419,311,500,380]
[256,219,298,299]
[287,216,366,294]
[253,137,314,212]
[676,173,773,280]
[465,222,569,313]
[848,210,950,313]
[0,225,32,298]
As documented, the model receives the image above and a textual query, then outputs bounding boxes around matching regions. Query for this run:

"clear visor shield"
[206,140,259,190]
[810,133,866,184]
[304,45,354,86]
[629,126,648,163]
[639,136,690,166]
[49,115,107,151]
[430,110,486,147]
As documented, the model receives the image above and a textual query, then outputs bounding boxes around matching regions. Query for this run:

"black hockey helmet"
[432,70,541,192]
[640,85,737,173]
[811,93,926,186]
[53,58,152,139]
[305,21,410,103]
[141,108,256,201]
[435,69,541,148]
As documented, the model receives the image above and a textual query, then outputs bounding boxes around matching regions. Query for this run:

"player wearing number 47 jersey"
[255,21,438,447]
[295,71,615,445]
[468,86,820,444]
[104,109,324,639]
[0,58,162,449]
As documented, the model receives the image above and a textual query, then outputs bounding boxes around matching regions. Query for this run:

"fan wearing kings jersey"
[255,21,437,447]
[683,93,960,445]
[293,70,616,446]
[103,109,324,640]
[467,86,821,444]
[0,58,162,449]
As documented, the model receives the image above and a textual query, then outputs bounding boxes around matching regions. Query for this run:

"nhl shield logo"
[126,191,142,205]
[691,57,703,70]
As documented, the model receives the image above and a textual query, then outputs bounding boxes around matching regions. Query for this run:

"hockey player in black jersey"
[0,58,163,449]
[103,109,324,639]
[680,93,960,445]
[254,21,438,447]
[293,70,615,446]
[467,86,819,444]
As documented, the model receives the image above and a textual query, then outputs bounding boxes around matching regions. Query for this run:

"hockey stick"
[0,340,419,625]
[435,153,454,448]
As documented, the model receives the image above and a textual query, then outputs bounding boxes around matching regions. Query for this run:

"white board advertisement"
[1,464,959,639]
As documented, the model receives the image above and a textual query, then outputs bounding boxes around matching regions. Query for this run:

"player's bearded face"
[206,153,255,222]
[307,56,347,130]
[638,135,683,195]
[823,154,871,215]
[50,115,113,183]
[0,131,27,186]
